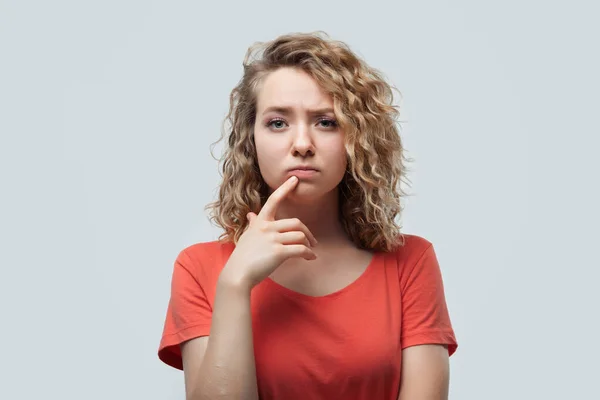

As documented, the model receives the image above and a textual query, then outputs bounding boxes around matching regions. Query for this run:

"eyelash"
[266,117,338,129]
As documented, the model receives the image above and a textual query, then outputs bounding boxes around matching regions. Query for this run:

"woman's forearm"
[192,275,258,400]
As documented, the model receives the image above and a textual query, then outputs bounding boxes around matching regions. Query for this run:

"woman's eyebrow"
[261,106,334,116]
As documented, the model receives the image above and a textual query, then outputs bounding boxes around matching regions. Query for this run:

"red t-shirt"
[158,234,458,399]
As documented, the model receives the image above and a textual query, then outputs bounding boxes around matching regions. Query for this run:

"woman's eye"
[266,118,337,130]
[318,119,338,128]
[267,119,286,129]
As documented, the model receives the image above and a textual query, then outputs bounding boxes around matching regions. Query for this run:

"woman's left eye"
[318,118,338,128]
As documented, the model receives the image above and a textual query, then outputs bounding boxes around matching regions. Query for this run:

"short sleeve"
[158,249,212,370]
[399,243,458,356]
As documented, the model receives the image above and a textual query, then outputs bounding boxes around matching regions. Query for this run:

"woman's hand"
[220,176,318,290]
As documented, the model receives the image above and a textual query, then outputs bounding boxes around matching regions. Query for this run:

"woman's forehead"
[256,68,333,114]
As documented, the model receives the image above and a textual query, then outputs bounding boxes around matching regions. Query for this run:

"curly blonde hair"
[205,31,412,252]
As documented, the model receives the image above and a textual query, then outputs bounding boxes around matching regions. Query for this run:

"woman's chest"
[268,247,375,297]
[249,271,402,398]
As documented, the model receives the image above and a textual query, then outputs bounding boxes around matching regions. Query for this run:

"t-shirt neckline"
[263,251,381,301]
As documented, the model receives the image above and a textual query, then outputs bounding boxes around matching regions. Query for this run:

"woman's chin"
[286,183,328,204]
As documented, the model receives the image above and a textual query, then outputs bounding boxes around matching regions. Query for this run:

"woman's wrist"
[217,265,253,296]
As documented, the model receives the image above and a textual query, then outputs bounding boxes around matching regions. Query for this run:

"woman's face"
[253,67,347,203]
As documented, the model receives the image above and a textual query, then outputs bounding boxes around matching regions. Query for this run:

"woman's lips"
[288,169,319,179]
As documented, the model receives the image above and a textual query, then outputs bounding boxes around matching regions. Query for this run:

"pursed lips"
[287,166,319,178]
[287,166,319,171]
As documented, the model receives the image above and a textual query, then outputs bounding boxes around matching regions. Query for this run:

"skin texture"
[253,67,350,243]
[398,344,450,400]
[180,67,450,400]
[254,67,347,205]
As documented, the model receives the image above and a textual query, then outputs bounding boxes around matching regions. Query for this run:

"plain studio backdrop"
[1,0,598,398]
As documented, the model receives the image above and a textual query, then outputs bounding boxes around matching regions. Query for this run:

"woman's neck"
[273,190,349,245]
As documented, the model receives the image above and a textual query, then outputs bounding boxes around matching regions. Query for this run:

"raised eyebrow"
[261,106,335,116]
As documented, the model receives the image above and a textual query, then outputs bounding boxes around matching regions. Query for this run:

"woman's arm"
[180,177,318,400]
[181,276,258,400]
[397,344,450,400]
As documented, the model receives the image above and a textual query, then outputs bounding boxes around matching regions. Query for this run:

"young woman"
[158,32,458,400]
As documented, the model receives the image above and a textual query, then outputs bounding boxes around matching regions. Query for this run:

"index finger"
[258,176,299,220]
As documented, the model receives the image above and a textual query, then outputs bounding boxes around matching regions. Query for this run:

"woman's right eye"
[267,119,287,129]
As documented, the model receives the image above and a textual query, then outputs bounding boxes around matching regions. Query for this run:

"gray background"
[1,0,598,398]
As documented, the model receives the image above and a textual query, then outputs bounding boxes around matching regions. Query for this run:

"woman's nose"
[291,124,315,156]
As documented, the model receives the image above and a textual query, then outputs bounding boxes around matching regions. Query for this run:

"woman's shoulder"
[387,233,437,266]
[173,239,236,282]
[387,233,447,285]
[181,238,236,260]
[392,232,433,254]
